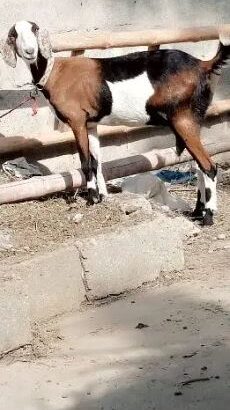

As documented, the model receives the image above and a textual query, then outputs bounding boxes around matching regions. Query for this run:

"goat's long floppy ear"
[37,29,52,59]
[0,37,17,68]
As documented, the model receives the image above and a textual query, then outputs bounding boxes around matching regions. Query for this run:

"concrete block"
[121,173,192,212]
[77,217,187,299]
[0,245,86,325]
[0,276,31,354]
[0,244,86,353]
[24,246,86,322]
[108,192,153,215]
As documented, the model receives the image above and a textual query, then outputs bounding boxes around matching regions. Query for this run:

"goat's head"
[0,21,52,68]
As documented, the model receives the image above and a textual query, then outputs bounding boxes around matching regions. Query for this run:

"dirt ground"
[0,169,230,265]
[0,171,150,261]
[0,234,230,410]
[0,174,230,409]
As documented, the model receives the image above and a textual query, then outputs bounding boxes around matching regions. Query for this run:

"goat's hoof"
[87,188,100,205]
[202,210,214,226]
[191,208,204,221]
[99,193,108,203]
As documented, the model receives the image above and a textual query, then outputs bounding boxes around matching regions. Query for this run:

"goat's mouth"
[24,56,36,63]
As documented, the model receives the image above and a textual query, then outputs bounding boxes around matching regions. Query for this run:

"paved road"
[1,270,230,410]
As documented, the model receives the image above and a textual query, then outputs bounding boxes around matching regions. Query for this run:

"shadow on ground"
[33,272,230,410]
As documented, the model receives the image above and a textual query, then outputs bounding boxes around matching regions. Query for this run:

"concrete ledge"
[77,216,189,300]
[0,215,196,354]
[0,276,30,354]
[26,246,86,322]
[0,245,86,354]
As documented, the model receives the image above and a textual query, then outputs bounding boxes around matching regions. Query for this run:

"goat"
[1,21,230,225]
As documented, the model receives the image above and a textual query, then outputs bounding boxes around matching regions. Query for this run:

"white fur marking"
[87,175,97,190]
[100,71,154,126]
[88,132,100,160]
[97,172,108,197]
[38,56,55,87]
[88,130,108,196]
[15,21,38,63]
[197,169,205,205]
[203,173,217,212]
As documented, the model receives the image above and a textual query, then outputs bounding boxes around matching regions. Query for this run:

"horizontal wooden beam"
[1,137,230,204]
[0,99,229,156]
[206,99,230,117]
[51,24,230,52]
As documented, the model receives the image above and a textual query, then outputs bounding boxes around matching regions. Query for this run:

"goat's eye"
[31,25,39,34]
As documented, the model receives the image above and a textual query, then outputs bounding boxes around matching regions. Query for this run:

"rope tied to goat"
[0,88,39,120]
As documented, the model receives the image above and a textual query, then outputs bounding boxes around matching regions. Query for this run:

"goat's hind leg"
[192,166,205,220]
[202,168,217,225]
[170,112,217,225]
[192,164,217,225]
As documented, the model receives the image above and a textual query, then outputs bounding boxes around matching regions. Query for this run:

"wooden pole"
[0,99,230,156]
[206,99,230,117]
[1,139,230,204]
[51,24,230,52]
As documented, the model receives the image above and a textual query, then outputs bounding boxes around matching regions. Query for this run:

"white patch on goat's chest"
[100,71,154,126]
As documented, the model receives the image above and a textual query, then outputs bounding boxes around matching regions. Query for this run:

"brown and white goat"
[1,21,230,225]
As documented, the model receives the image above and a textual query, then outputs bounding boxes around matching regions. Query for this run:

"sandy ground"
[0,171,152,261]
[0,170,230,262]
[0,252,229,410]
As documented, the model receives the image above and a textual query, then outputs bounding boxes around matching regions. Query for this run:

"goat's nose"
[25,47,34,55]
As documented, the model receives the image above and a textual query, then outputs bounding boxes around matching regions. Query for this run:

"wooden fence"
[1,24,230,203]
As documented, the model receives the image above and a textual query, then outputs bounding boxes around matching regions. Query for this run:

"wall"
[0,0,230,172]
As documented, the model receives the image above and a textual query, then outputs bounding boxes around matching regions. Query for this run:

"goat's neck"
[29,51,48,84]
[29,52,54,87]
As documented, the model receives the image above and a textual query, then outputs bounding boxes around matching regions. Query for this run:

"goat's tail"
[202,32,230,73]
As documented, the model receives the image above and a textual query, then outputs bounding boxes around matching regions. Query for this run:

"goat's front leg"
[70,119,100,205]
[88,125,108,201]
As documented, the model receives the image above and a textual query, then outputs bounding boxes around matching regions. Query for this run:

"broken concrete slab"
[27,246,86,322]
[121,172,192,212]
[108,192,153,215]
[76,214,194,300]
[0,275,31,354]
[121,172,164,199]
[14,245,86,323]
[0,214,197,353]
[0,245,86,353]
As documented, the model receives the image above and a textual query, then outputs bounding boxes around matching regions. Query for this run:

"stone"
[121,173,166,199]
[221,169,230,185]
[121,173,192,212]
[0,229,14,251]
[217,234,226,240]
[73,213,83,224]
[108,192,153,215]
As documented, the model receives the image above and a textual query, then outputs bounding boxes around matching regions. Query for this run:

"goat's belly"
[99,72,154,126]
